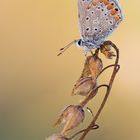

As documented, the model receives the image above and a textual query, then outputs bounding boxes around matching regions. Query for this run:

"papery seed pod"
[103,50,115,59]
[101,44,111,51]
[72,77,97,96]
[54,105,85,135]
[100,44,116,59]
[87,55,103,79]
[80,58,92,78]
[46,134,69,140]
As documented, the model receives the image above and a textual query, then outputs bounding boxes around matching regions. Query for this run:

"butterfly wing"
[78,0,123,42]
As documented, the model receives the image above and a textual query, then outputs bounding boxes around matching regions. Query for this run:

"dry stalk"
[48,41,120,140]
[69,41,120,140]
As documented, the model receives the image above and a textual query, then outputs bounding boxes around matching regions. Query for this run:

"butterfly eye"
[77,39,82,46]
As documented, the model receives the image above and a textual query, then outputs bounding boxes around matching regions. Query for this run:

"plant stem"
[78,41,120,140]
[79,84,109,108]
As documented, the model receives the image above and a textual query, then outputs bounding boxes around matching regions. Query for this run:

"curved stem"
[79,41,120,140]
[69,125,99,140]
[69,129,86,140]
[95,84,109,91]
[97,64,120,79]
[79,84,109,108]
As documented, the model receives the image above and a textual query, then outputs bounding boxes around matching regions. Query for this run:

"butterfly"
[58,0,123,56]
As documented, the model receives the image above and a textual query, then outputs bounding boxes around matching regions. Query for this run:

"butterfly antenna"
[57,40,77,56]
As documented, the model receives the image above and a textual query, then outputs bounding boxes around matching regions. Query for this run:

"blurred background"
[0,0,140,140]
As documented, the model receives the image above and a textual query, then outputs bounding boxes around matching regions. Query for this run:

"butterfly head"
[76,39,83,47]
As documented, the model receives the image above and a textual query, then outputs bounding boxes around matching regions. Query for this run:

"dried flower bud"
[80,58,92,78]
[100,44,116,59]
[54,105,85,135]
[72,77,97,96]
[87,56,103,79]
[46,134,69,140]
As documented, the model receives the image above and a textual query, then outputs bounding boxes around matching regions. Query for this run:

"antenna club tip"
[60,48,64,51]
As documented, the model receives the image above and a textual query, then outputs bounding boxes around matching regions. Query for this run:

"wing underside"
[78,0,123,41]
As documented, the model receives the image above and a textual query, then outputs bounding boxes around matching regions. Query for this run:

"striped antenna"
[57,40,78,56]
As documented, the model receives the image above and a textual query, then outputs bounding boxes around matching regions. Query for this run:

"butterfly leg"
[83,50,88,57]
[89,48,99,57]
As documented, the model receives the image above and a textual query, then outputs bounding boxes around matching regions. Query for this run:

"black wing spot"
[109,21,113,24]
[86,17,90,20]
[86,28,90,31]
[111,2,114,5]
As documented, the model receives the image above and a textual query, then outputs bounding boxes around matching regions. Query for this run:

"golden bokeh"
[0,0,140,140]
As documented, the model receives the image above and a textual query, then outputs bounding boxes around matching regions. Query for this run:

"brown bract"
[54,105,85,135]
[87,55,103,79]
[72,55,102,96]
[72,77,97,96]
[100,43,116,59]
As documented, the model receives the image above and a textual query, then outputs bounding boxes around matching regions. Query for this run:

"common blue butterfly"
[58,0,123,55]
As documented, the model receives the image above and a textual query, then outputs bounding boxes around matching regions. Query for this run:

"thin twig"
[97,64,119,79]
[69,129,86,140]
[79,84,109,108]
[69,125,99,140]
[95,84,109,91]
[78,41,120,140]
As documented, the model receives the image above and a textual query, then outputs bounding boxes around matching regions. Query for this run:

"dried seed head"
[72,77,97,96]
[71,55,102,96]
[80,58,92,78]
[87,56,103,79]
[100,44,116,59]
[54,105,85,135]
[46,134,69,140]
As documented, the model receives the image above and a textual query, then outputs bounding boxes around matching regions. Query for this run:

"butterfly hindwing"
[78,0,123,42]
